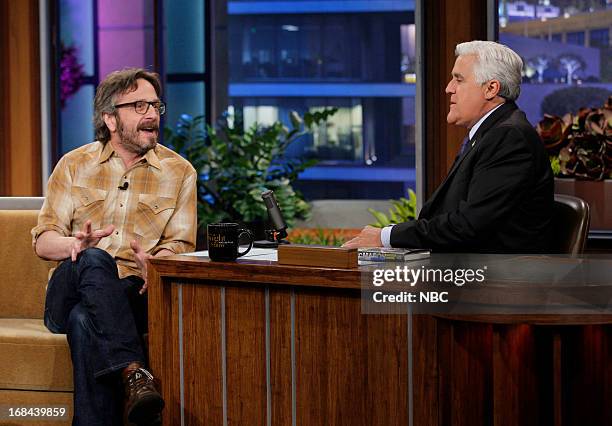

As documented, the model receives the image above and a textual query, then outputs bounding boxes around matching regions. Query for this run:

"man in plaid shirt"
[32,68,197,425]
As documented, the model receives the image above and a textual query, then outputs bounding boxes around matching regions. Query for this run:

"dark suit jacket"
[390,101,554,253]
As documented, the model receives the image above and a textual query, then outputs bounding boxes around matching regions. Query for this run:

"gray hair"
[93,68,162,143]
[455,41,523,101]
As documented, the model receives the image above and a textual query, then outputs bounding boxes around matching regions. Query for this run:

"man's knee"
[78,248,116,270]
[66,304,96,339]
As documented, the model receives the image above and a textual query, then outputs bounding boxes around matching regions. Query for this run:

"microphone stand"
[253,230,289,248]
[253,190,291,248]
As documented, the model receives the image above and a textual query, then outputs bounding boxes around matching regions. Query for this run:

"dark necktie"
[459,136,471,156]
[450,136,471,169]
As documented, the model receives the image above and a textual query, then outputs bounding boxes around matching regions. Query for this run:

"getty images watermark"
[360,254,612,315]
[369,264,487,306]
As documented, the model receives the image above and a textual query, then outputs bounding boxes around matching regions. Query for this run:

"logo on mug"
[207,223,253,261]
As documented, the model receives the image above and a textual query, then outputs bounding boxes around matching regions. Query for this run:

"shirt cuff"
[380,225,394,248]
[152,241,194,256]
[31,224,70,248]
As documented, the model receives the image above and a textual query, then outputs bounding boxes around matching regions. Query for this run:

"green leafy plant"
[549,156,561,176]
[164,109,337,228]
[368,188,417,228]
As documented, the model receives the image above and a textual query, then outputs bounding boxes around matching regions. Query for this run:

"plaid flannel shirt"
[32,141,197,278]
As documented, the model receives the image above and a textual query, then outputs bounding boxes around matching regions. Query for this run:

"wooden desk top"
[149,253,364,290]
[149,253,612,325]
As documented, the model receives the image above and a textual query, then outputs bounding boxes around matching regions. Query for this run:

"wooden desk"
[148,254,612,425]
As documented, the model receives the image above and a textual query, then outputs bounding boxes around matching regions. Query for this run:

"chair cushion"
[0,318,72,391]
[0,210,55,319]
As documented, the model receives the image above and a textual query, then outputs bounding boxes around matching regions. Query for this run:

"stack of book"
[358,247,430,263]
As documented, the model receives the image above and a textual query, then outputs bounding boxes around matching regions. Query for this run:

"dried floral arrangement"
[537,97,612,180]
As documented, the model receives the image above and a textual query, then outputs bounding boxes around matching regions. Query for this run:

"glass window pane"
[279,22,300,78]
[590,28,609,48]
[60,0,95,75]
[228,5,416,198]
[164,0,205,74]
[500,3,612,124]
[60,84,95,155]
[566,31,585,45]
[165,82,206,130]
[98,0,155,79]
[500,1,612,233]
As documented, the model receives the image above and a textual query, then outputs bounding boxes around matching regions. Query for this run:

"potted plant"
[367,188,417,227]
[164,109,337,247]
[536,96,612,231]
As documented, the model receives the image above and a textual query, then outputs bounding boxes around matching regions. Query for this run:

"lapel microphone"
[118,182,129,190]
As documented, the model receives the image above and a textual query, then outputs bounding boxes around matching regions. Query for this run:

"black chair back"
[552,194,590,255]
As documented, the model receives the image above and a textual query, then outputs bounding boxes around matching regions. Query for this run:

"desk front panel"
[150,277,409,425]
[148,256,612,426]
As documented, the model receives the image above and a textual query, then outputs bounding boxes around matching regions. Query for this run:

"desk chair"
[548,194,592,426]
[552,194,590,255]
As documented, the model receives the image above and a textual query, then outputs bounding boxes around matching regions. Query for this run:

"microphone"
[118,182,129,190]
[252,190,290,248]
[262,190,287,238]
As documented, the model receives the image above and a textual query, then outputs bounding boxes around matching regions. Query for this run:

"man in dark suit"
[344,41,553,253]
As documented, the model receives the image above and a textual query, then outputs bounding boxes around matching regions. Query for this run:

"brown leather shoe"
[123,363,164,424]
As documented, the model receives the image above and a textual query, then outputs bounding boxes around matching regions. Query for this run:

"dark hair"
[93,68,162,143]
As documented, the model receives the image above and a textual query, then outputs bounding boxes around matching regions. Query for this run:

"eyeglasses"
[114,100,166,115]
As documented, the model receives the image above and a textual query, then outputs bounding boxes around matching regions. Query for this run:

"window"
[590,28,609,48]
[56,0,97,158]
[566,31,585,46]
[163,0,208,128]
[500,1,611,122]
[499,0,612,234]
[228,1,417,199]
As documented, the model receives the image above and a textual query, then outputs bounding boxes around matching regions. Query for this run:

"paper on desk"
[182,247,278,262]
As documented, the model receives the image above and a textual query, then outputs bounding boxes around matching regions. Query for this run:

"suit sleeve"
[390,127,535,249]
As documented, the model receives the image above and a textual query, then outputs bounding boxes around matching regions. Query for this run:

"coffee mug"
[207,223,254,261]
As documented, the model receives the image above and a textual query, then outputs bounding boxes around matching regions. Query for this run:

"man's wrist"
[64,236,77,258]
[154,248,175,257]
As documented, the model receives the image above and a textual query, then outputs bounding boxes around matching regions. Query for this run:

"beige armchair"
[0,197,73,425]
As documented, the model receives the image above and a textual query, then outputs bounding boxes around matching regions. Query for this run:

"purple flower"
[60,44,85,108]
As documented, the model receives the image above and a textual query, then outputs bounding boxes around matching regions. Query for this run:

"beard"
[116,117,159,156]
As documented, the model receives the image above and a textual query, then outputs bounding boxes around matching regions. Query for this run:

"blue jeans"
[44,248,147,426]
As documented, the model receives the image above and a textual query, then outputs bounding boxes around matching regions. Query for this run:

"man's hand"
[71,220,115,261]
[342,225,383,249]
[130,242,174,295]
[130,240,153,295]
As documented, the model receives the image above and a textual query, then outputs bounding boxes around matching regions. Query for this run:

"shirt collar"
[468,102,505,142]
[143,146,162,170]
[98,141,115,164]
[98,141,162,170]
